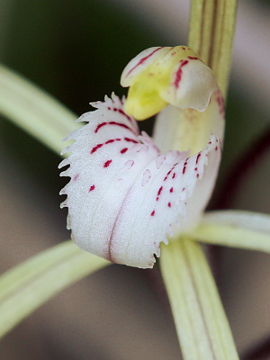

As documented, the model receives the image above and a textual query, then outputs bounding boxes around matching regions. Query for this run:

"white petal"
[60,94,222,268]
[120,47,170,87]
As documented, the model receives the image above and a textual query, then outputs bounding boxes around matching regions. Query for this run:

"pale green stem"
[160,0,239,359]
[0,241,108,338]
[0,64,78,153]
[189,0,238,96]
[160,239,238,360]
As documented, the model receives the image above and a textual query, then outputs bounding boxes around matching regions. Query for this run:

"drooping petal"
[60,94,222,268]
[189,210,270,253]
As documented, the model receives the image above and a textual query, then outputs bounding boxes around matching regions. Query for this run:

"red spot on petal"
[168,202,172,208]
[104,160,112,168]
[73,173,79,181]
[120,147,128,154]
[196,153,201,164]
[215,146,218,151]
[182,187,186,192]
[172,172,176,179]
[170,187,174,193]
[157,186,163,196]
[150,210,155,216]
[89,185,95,192]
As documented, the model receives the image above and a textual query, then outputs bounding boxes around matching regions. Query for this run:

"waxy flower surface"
[60,46,224,268]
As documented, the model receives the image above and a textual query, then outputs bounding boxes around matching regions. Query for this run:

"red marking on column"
[104,160,112,168]
[168,202,172,208]
[150,210,155,216]
[170,187,174,193]
[174,59,189,89]
[120,147,128,154]
[95,121,134,134]
[89,185,95,192]
[196,153,201,164]
[126,47,162,76]
[187,56,199,60]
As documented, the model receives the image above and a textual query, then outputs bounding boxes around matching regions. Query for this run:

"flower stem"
[160,239,238,360]
[189,0,238,96]
[160,0,239,358]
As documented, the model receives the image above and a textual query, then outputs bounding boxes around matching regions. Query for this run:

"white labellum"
[60,94,223,268]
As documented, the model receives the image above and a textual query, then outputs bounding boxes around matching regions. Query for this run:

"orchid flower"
[60,46,224,268]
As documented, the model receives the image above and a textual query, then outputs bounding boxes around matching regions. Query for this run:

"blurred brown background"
[0,0,269,359]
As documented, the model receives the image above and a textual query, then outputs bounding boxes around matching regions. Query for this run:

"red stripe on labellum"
[174,59,189,89]
[91,143,103,154]
[156,186,163,201]
[124,137,139,143]
[89,185,95,192]
[95,121,134,134]
[107,107,133,123]
[104,160,112,168]
[126,47,162,77]
[120,147,128,154]
[182,160,188,174]
[163,163,177,181]
[196,153,201,164]
[90,137,138,154]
